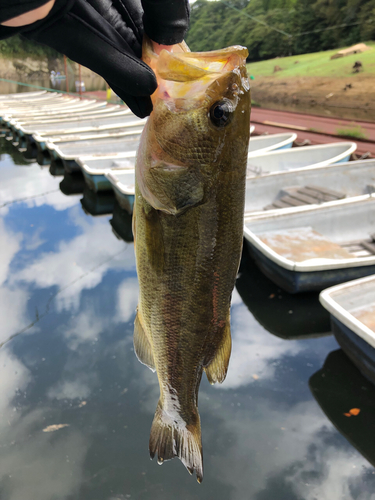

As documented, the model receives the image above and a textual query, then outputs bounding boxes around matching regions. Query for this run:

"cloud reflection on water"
[0,153,78,212]
[0,217,29,344]
[220,289,305,389]
[1,144,374,499]
[205,396,371,500]
[0,346,88,500]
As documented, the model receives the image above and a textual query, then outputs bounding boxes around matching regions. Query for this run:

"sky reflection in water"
[1,138,375,499]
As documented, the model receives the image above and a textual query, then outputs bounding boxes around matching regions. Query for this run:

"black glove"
[0,0,190,117]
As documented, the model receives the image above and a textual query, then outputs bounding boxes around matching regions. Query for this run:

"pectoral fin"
[145,164,204,215]
[134,312,155,372]
[204,317,232,384]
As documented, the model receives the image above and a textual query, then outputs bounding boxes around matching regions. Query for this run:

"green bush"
[186,0,375,60]
[0,35,59,58]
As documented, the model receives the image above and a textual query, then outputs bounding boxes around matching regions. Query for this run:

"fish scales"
[133,37,251,482]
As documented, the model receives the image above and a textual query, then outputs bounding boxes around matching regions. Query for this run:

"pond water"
[1,136,375,499]
[0,76,107,97]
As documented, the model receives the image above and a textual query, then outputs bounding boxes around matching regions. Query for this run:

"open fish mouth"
[142,36,250,110]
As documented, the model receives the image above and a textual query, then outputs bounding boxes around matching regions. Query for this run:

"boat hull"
[332,317,375,386]
[80,186,115,216]
[112,188,134,214]
[246,241,375,293]
[82,171,109,192]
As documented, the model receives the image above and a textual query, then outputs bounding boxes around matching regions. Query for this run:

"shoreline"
[250,74,375,123]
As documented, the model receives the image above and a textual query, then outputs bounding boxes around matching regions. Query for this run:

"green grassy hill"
[246,42,375,78]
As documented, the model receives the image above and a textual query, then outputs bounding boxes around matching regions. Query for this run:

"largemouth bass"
[133,38,251,482]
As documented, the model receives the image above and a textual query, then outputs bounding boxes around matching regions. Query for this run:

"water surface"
[1,137,375,499]
[0,77,106,97]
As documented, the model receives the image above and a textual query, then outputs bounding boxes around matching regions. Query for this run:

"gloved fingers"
[24,7,157,97]
[86,0,144,50]
[107,82,153,118]
[141,0,190,45]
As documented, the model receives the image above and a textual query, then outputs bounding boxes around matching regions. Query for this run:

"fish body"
[133,38,251,482]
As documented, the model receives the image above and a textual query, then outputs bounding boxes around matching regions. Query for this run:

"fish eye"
[209,100,233,128]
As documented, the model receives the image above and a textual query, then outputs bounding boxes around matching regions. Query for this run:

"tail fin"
[149,400,203,483]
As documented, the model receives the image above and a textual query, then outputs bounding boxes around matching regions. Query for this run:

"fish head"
[137,38,251,215]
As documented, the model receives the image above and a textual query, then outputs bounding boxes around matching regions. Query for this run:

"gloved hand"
[0,0,190,117]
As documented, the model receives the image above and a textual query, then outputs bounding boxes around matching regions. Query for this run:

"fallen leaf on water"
[343,408,361,417]
[349,408,360,416]
[43,424,70,433]
[252,374,259,380]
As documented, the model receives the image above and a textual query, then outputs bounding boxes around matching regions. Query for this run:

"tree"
[186,0,375,59]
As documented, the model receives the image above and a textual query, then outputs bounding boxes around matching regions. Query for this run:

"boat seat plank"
[341,239,371,247]
[277,195,307,207]
[264,200,292,210]
[286,191,323,205]
[340,238,375,257]
[341,244,367,254]
[257,226,354,262]
[360,241,375,255]
[265,184,347,211]
[299,187,338,201]
[305,184,346,199]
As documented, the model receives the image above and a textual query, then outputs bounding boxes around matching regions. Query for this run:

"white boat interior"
[1,96,75,114]
[12,108,129,127]
[248,132,296,156]
[246,142,357,176]
[245,159,375,217]
[53,136,141,159]
[320,275,375,348]
[105,169,135,195]
[244,197,375,272]
[0,93,66,108]
[10,105,124,124]
[78,153,136,175]
[40,126,145,145]
[20,113,145,135]
[4,100,108,120]
[0,90,47,101]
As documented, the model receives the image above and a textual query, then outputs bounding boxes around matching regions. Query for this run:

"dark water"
[1,136,375,499]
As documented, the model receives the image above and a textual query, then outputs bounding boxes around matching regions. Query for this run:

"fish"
[132,37,251,483]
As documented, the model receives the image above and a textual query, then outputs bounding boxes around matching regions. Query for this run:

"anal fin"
[134,311,155,372]
[204,316,232,384]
